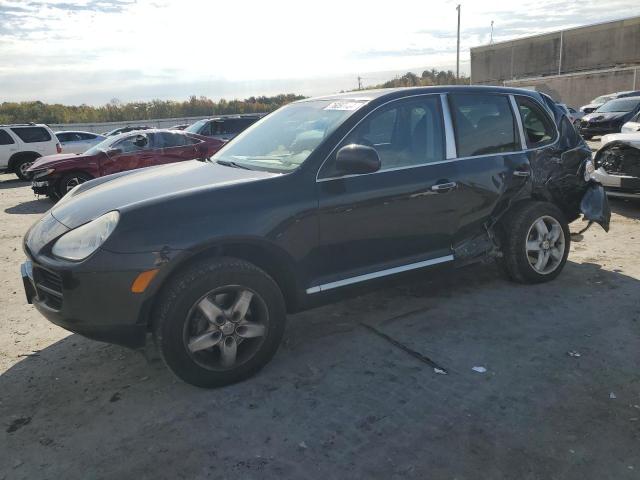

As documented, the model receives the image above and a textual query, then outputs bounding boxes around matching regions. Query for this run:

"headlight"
[52,211,119,261]
[33,168,55,179]
[584,160,595,182]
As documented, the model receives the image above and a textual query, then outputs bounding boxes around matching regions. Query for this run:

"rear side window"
[154,132,196,148]
[515,96,556,148]
[78,132,97,140]
[0,129,15,145]
[449,94,520,157]
[11,127,52,143]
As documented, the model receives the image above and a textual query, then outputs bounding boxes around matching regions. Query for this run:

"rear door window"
[154,132,190,148]
[11,127,52,143]
[515,96,557,148]
[449,94,520,157]
[78,132,98,140]
[0,129,15,145]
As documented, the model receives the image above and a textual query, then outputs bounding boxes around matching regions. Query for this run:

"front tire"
[57,172,92,198]
[153,257,286,388]
[500,202,571,284]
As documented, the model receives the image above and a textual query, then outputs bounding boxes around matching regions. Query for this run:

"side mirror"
[133,134,148,148]
[335,144,381,175]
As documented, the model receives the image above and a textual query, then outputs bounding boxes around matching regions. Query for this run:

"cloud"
[0,0,639,104]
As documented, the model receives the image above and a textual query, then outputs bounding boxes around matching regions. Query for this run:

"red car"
[28,129,224,200]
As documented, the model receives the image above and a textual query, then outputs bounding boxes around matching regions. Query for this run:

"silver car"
[592,132,640,198]
[55,131,106,154]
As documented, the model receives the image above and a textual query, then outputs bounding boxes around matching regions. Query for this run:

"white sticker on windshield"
[324,101,365,111]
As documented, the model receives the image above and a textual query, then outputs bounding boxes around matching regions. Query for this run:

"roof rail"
[0,122,40,127]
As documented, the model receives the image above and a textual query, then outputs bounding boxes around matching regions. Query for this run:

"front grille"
[34,267,63,310]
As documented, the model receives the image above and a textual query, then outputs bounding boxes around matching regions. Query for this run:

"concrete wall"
[471,16,640,83]
[470,16,640,106]
[48,115,210,134]
[48,113,264,134]
[505,67,639,108]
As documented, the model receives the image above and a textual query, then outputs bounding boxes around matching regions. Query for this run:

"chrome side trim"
[440,94,457,159]
[510,95,528,151]
[305,254,454,294]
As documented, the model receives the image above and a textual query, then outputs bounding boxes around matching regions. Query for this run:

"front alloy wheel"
[154,257,286,388]
[185,287,268,370]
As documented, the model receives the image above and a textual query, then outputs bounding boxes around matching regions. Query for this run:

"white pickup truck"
[0,124,61,180]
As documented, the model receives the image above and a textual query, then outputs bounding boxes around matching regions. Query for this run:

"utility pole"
[490,20,494,44]
[357,76,362,90]
[456,4,461,80]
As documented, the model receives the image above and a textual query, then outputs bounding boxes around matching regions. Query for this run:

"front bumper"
[32,180,50,195]
[578,124,618,137]
[592,167,640,197]
[20,250,158,348]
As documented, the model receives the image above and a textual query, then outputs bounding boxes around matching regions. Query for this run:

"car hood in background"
[580,103,602,112]
[28,152,95,171]
[582,111,628,123]
[50,160,280,229]
[600,132,640,149]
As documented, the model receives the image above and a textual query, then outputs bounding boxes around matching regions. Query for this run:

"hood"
[582,111,628,122]
[600,132,640,149]
[51,160,279,229]
[28,152,93,171]
[580,103,602,112]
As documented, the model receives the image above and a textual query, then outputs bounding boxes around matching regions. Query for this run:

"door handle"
[513,170,530,177]
[431,181,457,193]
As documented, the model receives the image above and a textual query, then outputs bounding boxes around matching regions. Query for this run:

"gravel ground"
[1,169,639,480]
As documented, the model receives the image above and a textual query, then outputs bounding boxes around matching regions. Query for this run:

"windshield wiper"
[215,159,253,170]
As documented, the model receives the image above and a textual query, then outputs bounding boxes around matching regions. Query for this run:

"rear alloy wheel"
[154,257,286,388]
[58,172,92,198]
[500,202,571,284]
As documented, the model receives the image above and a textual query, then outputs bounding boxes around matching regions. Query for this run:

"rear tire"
[14,155,39,181]
[499,201,571,284]
[153,257,286,388]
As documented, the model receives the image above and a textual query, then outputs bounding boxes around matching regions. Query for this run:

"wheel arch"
[8,151,41,170]
[143,238,304,329]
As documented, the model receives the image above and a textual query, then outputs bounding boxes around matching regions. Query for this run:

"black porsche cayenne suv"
[21,86,610,388]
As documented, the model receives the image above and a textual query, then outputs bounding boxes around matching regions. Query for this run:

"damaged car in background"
[20,86,610,388]
[578,96,640,139]
[593,131,640,198]
[27,129,225,200]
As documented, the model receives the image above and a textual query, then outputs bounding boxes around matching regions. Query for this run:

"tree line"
[0,94,306,125]
[0,69,470,125]
[364,69,470,90]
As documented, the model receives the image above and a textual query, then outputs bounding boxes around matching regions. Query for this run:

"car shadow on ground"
[0,178,28,190]
[4,198,52,215]
[2,260,639,479]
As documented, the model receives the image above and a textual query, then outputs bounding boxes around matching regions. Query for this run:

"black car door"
[445,92,532,247]
[312,95,463,288]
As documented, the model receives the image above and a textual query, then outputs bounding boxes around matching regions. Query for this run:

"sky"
[1,0,639,105]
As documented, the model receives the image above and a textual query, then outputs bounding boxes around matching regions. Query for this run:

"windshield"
[185,119,207,134]
[595,98,640,113]
[211,100,368,172]
[84,136,117,155]
[592,95,615,104]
